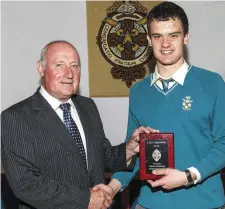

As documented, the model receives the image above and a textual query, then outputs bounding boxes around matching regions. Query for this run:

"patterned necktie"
[60,103,87,165]
[160,78,174,92]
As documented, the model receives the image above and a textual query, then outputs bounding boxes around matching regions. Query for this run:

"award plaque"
[139,133,174,180]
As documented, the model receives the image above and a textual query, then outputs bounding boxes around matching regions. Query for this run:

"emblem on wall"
[96,1,153,88]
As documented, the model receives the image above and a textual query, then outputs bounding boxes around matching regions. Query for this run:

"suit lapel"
[31,91,87,170]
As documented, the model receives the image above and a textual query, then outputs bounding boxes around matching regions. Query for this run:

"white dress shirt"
[39,86,88,167]
[150,60,190,89]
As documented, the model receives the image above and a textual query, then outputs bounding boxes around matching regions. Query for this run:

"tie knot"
[159,78,174,92]
[60,103,71,112]
[160,78,174,84]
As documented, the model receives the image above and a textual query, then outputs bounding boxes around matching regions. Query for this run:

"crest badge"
[182,96,193,111]
[96,1,153,87]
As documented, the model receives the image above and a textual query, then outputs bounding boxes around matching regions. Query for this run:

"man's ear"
[184,32,189,45]
[37,61,44,77]
[147,35,152,47]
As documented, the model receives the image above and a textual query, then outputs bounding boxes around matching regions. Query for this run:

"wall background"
[1,1,225,145]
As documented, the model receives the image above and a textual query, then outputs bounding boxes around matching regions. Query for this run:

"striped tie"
[60,103,87,166]
[160,78,174,92]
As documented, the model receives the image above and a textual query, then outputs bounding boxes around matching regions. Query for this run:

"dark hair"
[147,2,189,35]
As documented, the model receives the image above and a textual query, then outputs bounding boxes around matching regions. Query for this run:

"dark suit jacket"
[1,90,131,209]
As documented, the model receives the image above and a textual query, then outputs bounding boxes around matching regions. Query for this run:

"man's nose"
[64,66,74,78]
[162,37,171,48]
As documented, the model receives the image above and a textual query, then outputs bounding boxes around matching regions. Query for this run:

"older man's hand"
[126,126,159,161]
[88,184,113,209]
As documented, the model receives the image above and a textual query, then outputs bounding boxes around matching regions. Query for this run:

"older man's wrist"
[125,144,136,161]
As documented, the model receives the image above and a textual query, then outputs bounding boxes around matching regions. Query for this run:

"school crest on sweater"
[182,96,193,111]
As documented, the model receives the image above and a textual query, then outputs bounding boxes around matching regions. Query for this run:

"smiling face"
[147,18,189,70]
[37,42,80,102]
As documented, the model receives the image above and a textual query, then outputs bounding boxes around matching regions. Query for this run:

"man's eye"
[71,65,79,69]
[170,34,178,38]
[153,35,161,39]
[56,64,63,67]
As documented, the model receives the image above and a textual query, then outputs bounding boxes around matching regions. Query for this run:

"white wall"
[1,1,225,145]
[176,1,225,78]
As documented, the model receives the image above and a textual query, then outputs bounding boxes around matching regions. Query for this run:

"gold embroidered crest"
[96,1,153,88]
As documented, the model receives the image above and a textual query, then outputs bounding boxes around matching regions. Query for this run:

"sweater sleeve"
[112,90,140,189]
[194,74,225,180]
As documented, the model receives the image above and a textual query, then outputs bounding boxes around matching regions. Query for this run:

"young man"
[93,2,225,209]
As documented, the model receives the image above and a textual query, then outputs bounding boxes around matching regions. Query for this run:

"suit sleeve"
[90,99,135,172]
[1,110,90,209]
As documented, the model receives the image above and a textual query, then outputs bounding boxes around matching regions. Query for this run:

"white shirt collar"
[150,61,190,86]
[39,86,75,110]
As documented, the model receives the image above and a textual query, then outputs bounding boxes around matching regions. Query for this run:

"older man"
[1,40,155,209]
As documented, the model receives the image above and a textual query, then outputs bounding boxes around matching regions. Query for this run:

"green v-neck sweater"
[113,66,225,209]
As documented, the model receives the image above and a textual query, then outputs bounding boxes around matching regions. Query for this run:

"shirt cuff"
[188,167,201,184]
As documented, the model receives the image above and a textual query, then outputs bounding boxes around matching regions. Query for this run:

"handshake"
[88,126,159,209]
[88,182,117,209]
